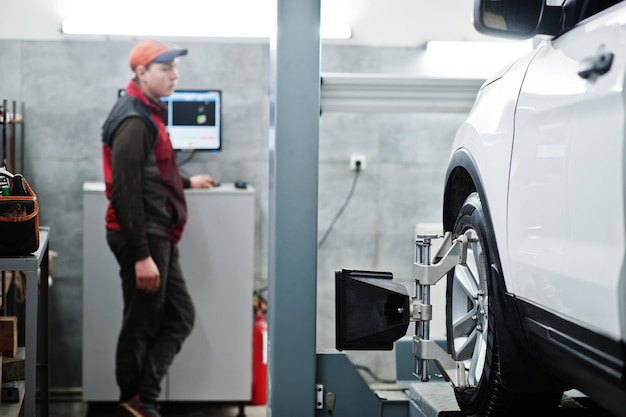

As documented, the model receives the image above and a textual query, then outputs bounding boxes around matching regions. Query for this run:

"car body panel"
[509,4,626,340]
[441,1,626,414]
[449,51,539,292]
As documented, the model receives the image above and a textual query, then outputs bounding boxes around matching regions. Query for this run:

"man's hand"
[135,257,160,293]
[190,174,216,188]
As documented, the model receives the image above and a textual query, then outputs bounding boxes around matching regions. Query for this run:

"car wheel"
[446,192,561,417]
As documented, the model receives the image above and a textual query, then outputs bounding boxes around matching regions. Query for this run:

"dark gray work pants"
[106,230,195,403]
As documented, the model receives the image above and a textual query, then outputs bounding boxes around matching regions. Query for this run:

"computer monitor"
[162,89,222,152]
[117,88,222,152]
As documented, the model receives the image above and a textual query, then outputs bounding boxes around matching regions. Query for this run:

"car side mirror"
[474,0,562,39]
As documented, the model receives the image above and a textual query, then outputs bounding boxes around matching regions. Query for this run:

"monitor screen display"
[161,90,222,152]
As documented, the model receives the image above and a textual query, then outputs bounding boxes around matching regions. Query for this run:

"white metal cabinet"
[82,182,254,402]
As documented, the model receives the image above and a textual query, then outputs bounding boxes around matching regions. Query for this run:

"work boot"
[116,394,143,417]
[117,394,163,417]
[139,403,163,417]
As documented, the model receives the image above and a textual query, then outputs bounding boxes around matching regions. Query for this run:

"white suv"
[443,0,626,415]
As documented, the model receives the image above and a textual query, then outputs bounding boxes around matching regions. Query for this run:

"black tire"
[445,192,562,417]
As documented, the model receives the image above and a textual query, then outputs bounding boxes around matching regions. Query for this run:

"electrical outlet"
[350,155,366,171]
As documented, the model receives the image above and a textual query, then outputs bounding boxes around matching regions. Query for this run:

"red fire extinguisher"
[251,295,267,405]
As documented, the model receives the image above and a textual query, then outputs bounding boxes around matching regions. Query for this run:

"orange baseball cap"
[129,39,188,71]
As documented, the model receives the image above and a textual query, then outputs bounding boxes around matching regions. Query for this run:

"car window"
[561,0,623,33]
[582,0,623,18]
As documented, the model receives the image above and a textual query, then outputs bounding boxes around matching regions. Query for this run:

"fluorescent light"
[61,20,352,40]
[61,20,265,38]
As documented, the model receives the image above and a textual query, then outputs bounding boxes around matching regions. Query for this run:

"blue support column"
[268,0,321,415]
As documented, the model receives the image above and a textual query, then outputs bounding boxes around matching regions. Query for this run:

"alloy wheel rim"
[450,228,489,386]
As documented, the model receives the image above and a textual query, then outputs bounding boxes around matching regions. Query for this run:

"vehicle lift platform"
[315,339,611,417]
[323,233,612,417]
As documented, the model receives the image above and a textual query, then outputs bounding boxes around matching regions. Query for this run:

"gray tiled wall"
[0,39,468,389]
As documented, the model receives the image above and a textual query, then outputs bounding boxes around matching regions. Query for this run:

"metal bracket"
[414,232,468,286]
[410,298,433,321]
[412,232,469,388]
[413,338,467,388]
[316,384,324,409]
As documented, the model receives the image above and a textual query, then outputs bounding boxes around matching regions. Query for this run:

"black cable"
[176,150,196,167]
[254,163,361,296]
[317,164,361,249]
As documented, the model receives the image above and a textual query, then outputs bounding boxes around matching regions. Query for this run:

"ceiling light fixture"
[60,20,352,40]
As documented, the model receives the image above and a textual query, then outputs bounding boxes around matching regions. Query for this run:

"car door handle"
[578,51,614,79]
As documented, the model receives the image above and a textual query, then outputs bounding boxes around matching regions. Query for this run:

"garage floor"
[46,396,615,417]
[48,401,267,417]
